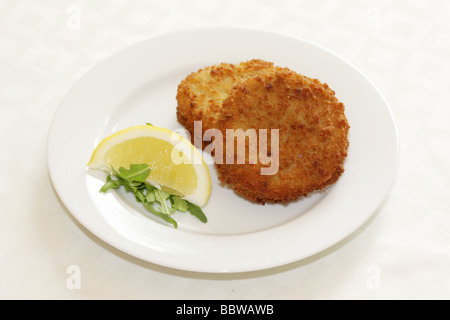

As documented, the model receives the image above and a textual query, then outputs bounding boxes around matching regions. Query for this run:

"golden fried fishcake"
[176,59,285,148]
[215,70,350,204]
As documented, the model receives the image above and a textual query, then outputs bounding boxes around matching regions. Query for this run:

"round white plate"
[47,28,398,273]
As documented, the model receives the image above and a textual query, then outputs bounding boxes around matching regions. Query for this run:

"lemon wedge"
[87,124,211,207]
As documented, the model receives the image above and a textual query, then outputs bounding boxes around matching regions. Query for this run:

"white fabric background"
[1,0,449,300]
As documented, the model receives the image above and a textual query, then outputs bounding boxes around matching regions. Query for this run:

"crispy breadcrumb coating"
[176,59,286,148]
[215,70,350,204]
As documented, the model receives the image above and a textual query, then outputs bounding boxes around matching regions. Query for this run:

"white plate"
[47,28,398,273]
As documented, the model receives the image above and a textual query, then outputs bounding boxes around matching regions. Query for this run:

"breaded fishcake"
[176,59,285,148]
[215,70,350,204]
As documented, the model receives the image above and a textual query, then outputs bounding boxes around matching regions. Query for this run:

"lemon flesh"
[87,125,211,207]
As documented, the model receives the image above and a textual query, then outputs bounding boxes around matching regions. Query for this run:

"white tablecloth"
[1,0,449,300]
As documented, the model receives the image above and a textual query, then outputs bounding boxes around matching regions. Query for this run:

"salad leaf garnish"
[187,202,207,223]
[170,196,188,212]
[99,164,207,228]
[113,164,151,182]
